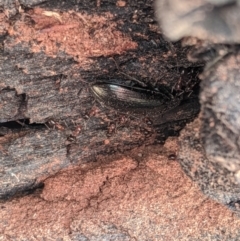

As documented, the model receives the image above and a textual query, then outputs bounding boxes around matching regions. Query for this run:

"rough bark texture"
[2,138,240,241]
[178,51,240,215]
[157,0,240,216]
[2,0,240,240]
[0,0,202,200]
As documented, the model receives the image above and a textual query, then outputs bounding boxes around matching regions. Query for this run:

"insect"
[91,81,182,116]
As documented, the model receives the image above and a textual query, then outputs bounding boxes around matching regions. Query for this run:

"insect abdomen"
[91,82,181,114]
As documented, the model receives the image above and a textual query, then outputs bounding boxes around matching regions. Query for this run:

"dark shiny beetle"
[91,81,182,114]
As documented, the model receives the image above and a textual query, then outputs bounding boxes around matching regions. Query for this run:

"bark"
[0,0,202,199]
[156,0,240,215]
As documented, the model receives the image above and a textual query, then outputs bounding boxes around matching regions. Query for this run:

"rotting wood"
[0,0,203,199]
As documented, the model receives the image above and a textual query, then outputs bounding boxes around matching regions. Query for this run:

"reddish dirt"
[7,8,137,66]
[0,13,9,36]
[1,137,240,240]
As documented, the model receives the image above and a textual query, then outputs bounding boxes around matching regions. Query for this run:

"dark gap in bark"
[0,182,45,201]
[0,119,45,130]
